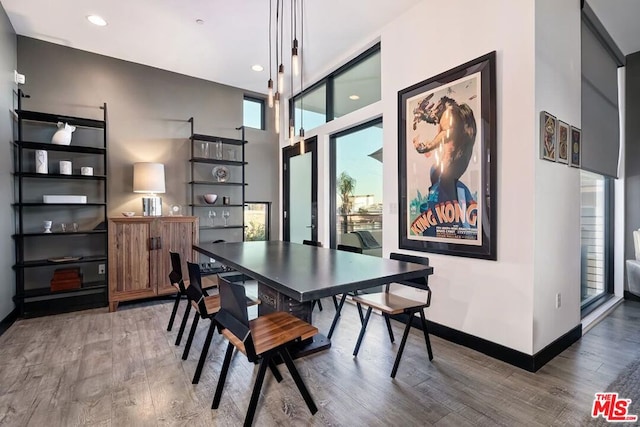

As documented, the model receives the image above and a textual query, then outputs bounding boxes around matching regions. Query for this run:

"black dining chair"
[351,252,432,378]
[212,275,318,426]
[326,244,365,339]
[167,252,217,343]
[183,262,260,384]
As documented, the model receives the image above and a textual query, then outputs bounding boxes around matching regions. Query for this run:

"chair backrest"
[186,261,208,314]
[216,275,257,360]
[337,244,363,254]
[389,252,430,292]
[169,251,186,292]
[302,240,322,247]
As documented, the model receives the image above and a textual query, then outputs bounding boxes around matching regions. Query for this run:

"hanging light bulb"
[292,39,299,76]
[267,79,274,108]
[274,92,281,134]
[299,128,305,154]
[278,64,285,94]
[289,118,295,141]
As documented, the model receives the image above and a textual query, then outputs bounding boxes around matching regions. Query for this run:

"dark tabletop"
[194,241,434,302]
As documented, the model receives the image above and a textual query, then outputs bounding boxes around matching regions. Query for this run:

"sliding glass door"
[283,138,318,243]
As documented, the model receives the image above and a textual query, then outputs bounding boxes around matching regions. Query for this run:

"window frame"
[329,117,383,249]
[243,95,266,130]
[289,43,381,129]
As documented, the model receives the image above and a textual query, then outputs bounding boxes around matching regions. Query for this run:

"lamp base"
[142,197,162,216]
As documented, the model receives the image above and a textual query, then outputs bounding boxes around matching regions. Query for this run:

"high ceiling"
[588,0,640,56]
[0,0,422,95]
[2,1,637,98]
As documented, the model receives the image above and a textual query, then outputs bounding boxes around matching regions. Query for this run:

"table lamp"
[133,162,165,216]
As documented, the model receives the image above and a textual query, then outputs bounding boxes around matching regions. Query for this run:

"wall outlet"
[555,292,561,309]
[98,264,106,275]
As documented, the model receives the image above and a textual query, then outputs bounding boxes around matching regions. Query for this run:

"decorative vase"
[35,150,48,174]
[51,122,76,145]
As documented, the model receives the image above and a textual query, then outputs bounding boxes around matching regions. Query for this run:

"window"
[330,119,383,254]
[580,171,613,311]
[244,202,271,241]
[333,51,381,119]
[291,44,380,131]
[243,96,265,130]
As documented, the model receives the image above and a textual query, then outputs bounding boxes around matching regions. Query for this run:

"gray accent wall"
[17,36,279,243]
[0,5,16,320]
[625,51,640,281]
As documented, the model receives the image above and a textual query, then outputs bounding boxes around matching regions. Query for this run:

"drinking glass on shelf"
[222,210,230,227]
[215,140,223,159]
[208,210,216,227]
[198,142,209,159]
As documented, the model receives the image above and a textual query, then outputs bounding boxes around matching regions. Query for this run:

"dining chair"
[302,240,339,311]
[212,275,318,426]
[167,251,217,344]
[326,244,365,339]
[350,252,432,378]
[184,262,260,384]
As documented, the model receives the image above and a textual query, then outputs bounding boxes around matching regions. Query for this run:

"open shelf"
[191,204,245,208]
[14,140,106,155]
[190,157,247,166]
[14,255,107,269]
[13,230,107,238]
[14,172,106,181]
[16,109,105,128]
[189,181,246,186]
[18,281,107,299]
[199,225,246,230]
[191,134,246,146]
[13,202,106,207]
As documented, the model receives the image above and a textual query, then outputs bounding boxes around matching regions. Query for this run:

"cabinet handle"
[156,237,162,250]
[149,237,155,250]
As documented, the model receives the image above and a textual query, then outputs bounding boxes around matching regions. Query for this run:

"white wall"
[382,0,537,354]
[532,0,582,353]
[281,0,592,356]
[0,5,16,320]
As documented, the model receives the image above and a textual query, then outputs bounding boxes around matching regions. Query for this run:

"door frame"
[283,137,318,242]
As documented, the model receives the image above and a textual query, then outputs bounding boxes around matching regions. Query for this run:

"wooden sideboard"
[108,216,199,311]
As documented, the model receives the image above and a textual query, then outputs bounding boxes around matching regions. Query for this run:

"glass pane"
[580,170,606,305]
[334,122,383,256]
[243,98,263,129]
[290,152,312,243]
[333,51,381,119]
[244,202,270,241]
[294,84,326,131]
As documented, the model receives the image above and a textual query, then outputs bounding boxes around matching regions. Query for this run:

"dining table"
[193,240,434,355]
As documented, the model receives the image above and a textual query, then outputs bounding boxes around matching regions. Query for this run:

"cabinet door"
[108,220,155,301]
[155,217,198,295]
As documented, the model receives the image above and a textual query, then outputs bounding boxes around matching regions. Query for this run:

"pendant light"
[267,0,274,108]
[298,0,305,154]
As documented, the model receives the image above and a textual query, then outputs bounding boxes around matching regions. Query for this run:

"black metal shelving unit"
[188,118,247,260]
[12,90,109,317]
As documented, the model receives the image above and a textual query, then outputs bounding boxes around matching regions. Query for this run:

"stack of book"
[50,268,82,291]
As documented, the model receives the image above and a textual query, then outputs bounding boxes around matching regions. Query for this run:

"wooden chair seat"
[351,291,427,315]
[191,294,221,315]
[221,311,317,356]
[350,252,433,378]
[213,276,319,426]
[176,275,218,292]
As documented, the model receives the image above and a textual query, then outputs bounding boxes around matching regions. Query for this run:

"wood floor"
[1,293,639,426]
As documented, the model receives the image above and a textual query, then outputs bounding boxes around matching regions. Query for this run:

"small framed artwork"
[556,120,570,164]
[540,111,556,161]
[570,126,581,168]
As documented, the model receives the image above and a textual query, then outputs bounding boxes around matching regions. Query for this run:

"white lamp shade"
[133,162,165,193]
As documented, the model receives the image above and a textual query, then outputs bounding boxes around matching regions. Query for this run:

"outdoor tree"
[338,171,356,233]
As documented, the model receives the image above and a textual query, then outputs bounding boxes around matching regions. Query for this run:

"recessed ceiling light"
[349,94,360,100]
[87,15,107,27]
[196,19,204,25]
[252,64,264,72]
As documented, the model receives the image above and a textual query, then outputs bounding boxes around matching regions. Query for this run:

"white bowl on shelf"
[203,194,218,204]
[122,211,135,217]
